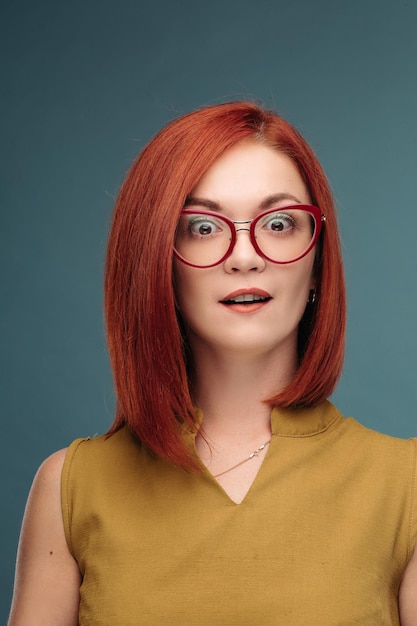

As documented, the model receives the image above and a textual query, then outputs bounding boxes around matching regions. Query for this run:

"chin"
[191,327,299,361]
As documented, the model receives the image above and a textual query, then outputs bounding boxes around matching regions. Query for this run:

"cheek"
[281,255,315,300]
[173,263,206,319]
[300,251,316,289]
[173,260,192,297]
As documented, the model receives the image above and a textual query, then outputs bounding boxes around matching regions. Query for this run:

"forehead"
[191,139,310,207]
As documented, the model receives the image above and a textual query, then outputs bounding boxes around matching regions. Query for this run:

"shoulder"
[8,448,81,625]
[343,420,417,549]
[341,418,417,494]
[35,448,68,483]
[341,414,416,456]
[61,427,143,519]
[25,448,69,517]
[25,446,73,535]
[62,427,139,475]
[317,401,416,466]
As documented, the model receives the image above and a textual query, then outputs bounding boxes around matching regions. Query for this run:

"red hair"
[105,101,346,470]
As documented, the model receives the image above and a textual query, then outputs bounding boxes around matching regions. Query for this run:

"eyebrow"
[184,193,304,212]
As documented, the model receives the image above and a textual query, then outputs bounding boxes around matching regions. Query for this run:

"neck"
[190,341,297,444]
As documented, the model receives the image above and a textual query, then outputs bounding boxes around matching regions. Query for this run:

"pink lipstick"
[220,288,272,313]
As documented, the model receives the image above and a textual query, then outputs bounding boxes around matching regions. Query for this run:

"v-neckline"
[184,400,344,505]
[202,435,274,505]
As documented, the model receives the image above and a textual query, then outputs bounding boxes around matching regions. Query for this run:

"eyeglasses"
[174,204,325,268]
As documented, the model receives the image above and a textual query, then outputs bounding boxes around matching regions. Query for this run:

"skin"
[175,142,316,372]
[8,139,416,624]
[174,140,316,502]
[8,449,80,625]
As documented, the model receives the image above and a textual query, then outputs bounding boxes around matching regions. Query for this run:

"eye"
[261,212,296,233]
[188,216,223,238]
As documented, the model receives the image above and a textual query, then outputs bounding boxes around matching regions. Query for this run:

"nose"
[223,227,266,273]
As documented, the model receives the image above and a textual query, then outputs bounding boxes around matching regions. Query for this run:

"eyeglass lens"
[174,207,317,267]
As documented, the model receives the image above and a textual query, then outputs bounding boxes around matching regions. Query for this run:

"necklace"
[213,439,271,478]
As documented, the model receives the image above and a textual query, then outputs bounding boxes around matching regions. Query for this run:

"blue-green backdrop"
[1,0,417,619]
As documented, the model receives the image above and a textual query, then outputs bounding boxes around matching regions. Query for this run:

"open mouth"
[221,294,272,305]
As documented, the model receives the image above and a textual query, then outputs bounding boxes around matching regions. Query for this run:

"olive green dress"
[62,401,417,625]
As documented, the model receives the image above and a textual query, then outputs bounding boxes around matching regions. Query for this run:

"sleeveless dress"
[61,401,417,625]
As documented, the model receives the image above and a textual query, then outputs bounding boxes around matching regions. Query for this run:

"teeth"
[227,294,268,303]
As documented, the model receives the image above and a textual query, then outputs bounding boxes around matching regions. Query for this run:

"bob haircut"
[105,101,346,471]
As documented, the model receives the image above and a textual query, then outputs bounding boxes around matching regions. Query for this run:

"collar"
[270,400,343,437]
[185,401,343,439]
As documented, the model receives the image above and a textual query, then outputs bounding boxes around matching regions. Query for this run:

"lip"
[220,288,272,303]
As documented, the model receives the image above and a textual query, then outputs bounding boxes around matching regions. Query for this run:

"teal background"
[1,0,417,618]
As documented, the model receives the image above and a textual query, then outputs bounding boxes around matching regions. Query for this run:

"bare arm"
[399,544,417,625]
[8,449,81,626]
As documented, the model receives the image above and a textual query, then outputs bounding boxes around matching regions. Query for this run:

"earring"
[308,289,316,304]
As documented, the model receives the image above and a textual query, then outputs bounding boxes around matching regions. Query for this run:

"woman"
[9,102,417,625]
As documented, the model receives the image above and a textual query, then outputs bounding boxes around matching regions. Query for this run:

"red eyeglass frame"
[173,204,326,269]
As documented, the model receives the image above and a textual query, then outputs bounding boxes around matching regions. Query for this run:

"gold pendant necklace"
[213,440,271,478]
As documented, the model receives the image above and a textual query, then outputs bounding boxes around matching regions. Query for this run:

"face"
[173,139,316,362]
